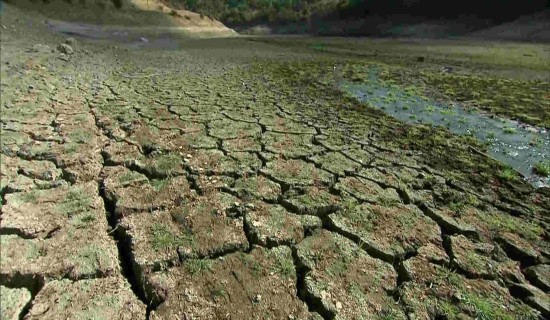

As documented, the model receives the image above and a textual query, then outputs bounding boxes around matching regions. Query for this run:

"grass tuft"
[533,161,550,177]
[498,166,516,181]
[149,223,191,251]
[185,259,212,276]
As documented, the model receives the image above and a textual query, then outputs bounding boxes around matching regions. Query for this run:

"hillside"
[2,0,236,36]
[162,0,549,38]
[468,11,550,42]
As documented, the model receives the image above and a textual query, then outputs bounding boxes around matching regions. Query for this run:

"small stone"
[65,37,76,45]
[186,154,192,158]
[234,202,240,207]
[253,294,262,303]
[335,301,342,309]
[57,44,73,55]
[140,37,149,43]
[245,203,255,209]
[442,66,454,73]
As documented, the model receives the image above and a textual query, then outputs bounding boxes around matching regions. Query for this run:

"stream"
[341,66,550,188]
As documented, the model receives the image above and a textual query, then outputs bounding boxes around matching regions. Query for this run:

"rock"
[510,283,550,317]
[57,44,73,55]
[140,37,149,43]
[524,265,550,292]
[65,37,76,45]
[496,233,542,266]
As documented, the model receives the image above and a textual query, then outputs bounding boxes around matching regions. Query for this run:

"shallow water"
[341,66,550,187]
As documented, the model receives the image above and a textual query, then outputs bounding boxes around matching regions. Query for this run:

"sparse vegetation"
[57,188,92,218]
[533,161,550,176]
[498,166,517,181]
[149,223,191,251]
[271,256,294,279]
[185,259,212,276]
[154,153,182,177]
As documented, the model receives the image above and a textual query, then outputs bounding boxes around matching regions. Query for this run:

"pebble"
[65,37,76,45]
[335,301,342,309]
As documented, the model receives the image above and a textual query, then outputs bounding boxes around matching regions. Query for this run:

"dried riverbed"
[1,3,549,320]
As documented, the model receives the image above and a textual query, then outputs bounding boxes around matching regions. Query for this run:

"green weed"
[155,154,182,177]
[149,223,191,251]
[533,161,550,177]
[118,171,146,184]
[58,188,92,217]
[69,129,93,144]
[185,259,212,276]
[20,190,39,204]
[271,256,295,280]
[498,166,516,181]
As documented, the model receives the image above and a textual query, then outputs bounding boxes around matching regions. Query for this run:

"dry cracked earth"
[1,4,550,320]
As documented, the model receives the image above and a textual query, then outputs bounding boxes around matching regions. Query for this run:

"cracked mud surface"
[1,4,550,320]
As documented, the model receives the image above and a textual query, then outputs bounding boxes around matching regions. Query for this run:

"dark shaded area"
[167,0,549,36]
[332,0,548,23]
[111,0,123,9]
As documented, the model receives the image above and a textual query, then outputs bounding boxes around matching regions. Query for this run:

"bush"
[112,0,122,9]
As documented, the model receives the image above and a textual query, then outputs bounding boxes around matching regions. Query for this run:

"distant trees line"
[166,0,548,25]
[165,0,355,24]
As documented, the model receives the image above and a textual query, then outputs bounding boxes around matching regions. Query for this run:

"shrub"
[112,0,122,9]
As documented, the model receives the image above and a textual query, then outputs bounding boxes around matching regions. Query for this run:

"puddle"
[341,66,550,188]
